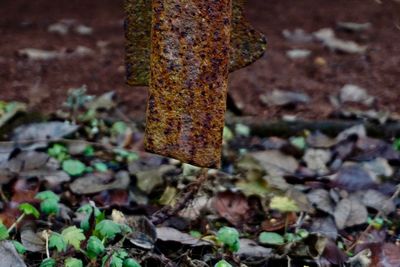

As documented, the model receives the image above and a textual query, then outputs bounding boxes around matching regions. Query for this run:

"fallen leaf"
[126,216,157,250]
[332,165,376,192]
[156,227,209,247]
[20,227,45,252]
[249,150,298,176]
[310,217,338,240]
[18,48,62,60]
[334,197,368,229]
[12,122,79,149]
[303,149,331,174]
[212,191,250,226]
[235,238,272,259]
[357,189,395,215]
[0,241,27,267]
[270,196,299,213]
[337,22,371,32]
[135,165,175,194]
[307,189,334,215]
[339,84,374,106]
[69,171,130,195]
[313,28,367,54]
[260,89,310,107]
[258,232,285,246]
[370,243,400,267]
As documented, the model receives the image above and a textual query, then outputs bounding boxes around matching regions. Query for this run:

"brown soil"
[1,0,399,119]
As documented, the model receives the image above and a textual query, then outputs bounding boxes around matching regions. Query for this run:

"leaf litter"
[0,90,400,266]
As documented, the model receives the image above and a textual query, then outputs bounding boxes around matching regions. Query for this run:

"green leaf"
[223,126,234,142]
[283,233,299,243]
[87,236,105,259]
[62,159,86,176]
[35,191,60,202]
[112,121,128,135]
[49,232,67,252]
[40,258,56,267]
[12,241,26,254]
[269,196,299,213]
[123,258,141,267]
[259,232,285,245]
[290,136,306,150]
[48,144,69,161]
[94,162,108,172]
[65,257,83,267]
[61,226,86,250]
[95,220,121,240]
[214,260,233,267]
[190,230,202,238]
[296,229,309,239]
[216,227,240,252]
[19,203,40,219]
[235,123,250,137]
[0,222,9,241]
[102,253,124,267]
[40,199,60,215]
[83,145,95,157]
[78,204,103,232]
[394,138,400,151]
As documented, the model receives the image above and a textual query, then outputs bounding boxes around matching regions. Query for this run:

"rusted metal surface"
[229,0,267,71]
[124,0,266,86]
[143,0,232,168]
[124,0,152,86]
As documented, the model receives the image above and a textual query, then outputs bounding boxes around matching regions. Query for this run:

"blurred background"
[1,0,399,120]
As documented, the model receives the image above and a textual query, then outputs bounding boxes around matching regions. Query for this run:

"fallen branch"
[227,118,400,138]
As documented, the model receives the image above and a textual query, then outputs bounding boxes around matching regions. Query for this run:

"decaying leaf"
[212,191,250,226]
[124,0,267,86]
[143,0,232,168]
[235,238,272,259]
[334,197,368,229]
[0,241,27,267]
[12,122,79,149]
[156,227,210,247]
[69,171,130,195]
[126,216,157,250]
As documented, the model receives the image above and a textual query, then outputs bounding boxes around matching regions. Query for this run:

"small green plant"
[87,236,105,259]
[216,226,240,252]
[215,259,233,267]
[35,191,60,215]
[65,257,83,267]
[48,143,70,162]
[259,228,310,246]
[6,203,40,234]
[39,258,56,267]
[62,159,87,176]
[78,204,104,232]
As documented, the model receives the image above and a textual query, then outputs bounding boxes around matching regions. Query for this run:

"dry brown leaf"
[212,191,250,226]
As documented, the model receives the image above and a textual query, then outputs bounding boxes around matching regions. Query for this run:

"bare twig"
[151,168,209,225]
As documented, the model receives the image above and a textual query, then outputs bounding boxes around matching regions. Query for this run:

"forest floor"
[1,1,400,267]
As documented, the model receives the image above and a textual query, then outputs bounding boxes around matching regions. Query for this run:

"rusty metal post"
[143,0,232,168]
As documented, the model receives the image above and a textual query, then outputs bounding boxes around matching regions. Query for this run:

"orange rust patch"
[143,0,232,168]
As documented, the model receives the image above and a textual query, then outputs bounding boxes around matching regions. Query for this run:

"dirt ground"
[1,0,399,120]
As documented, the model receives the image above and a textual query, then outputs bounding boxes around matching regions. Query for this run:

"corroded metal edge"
[124,0,152,86]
